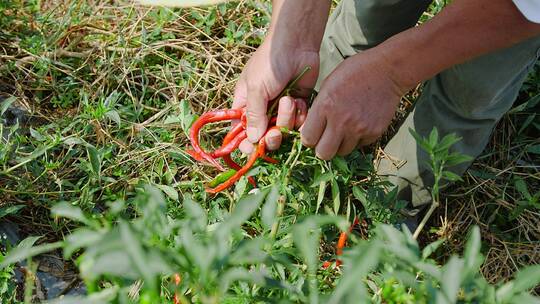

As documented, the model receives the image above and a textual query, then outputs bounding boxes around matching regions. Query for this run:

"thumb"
[246,84,269,143]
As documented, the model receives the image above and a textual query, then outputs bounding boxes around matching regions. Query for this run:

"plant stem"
[267,66,312,116]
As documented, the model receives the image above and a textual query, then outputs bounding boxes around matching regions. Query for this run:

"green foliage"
[0,251,20,303]
[410,128,473,203]
[2,185,539,303]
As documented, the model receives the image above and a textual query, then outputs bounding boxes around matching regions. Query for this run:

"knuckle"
[316,150,332,161]
[352,121,368,134]
[301,135,316,148]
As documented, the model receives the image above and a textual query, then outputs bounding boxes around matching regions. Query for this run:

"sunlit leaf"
[52,202,92,226]
[0,205,24,219]
[262,185,279,230]
[0,236,62,268]
[155,184,179,201]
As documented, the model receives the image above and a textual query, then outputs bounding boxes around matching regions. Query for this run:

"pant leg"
[317,0,432,89]
[378,36,540,208]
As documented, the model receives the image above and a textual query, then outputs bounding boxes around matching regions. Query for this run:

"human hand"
[232,36,318,153]
[300,49,405,160]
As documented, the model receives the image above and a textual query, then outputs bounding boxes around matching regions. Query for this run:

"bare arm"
[301,0,540,159]
[234,0,330,151]
[381,0,540,93]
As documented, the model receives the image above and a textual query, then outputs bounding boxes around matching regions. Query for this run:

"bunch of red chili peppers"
[186,67,312,193]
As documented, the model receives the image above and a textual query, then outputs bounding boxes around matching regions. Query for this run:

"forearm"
[267,0,331,51]
[377,0,540,93]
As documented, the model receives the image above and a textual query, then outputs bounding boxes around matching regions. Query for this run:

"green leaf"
[0,205,24,219]
[0,236,62,268]
[422,238,446,260]
[331,178,340,214]
[119,221,154,290]
[9,144,51,174]
[105,110,121,126]
[463,226,482,271]
[218,189,269,237]
[428,127,439,148]
[352,186,371,217]
[47,286,118,304]
[310,171,333,187]
[437,256,463,304]
[183,196,207,231]
[87,146,101,176]
[442,170,462,182]
[433,134,461,154]
[409,128,431,153]
[262,185,279,230]
[518,113,536,134]
[526,144,540,155]
[332,156,350,176]
[0,96,16,116]
[445,152,473,167]
[514,178,532,200]
[51,202,92,226]
[63,137,84,146]
[179,99,196,136]
[155,184,179,201]
[29,128,45,141]
[316,180,327,214]
[64,228,105,258]
[511,265,540,294]
[292,218,320,303]
[505,293,540,304]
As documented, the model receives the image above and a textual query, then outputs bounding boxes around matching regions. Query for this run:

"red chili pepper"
[205,126,280,194]
[189,109,244,171]
[222,121,244,144]
[186,66,311,192]
[261,155,279,164]
[322,217,359,269]
[216,124,256,187]
[221,154,257,187]
[173,273,182,304]
[206,137,267,193]
[211,130,247,158]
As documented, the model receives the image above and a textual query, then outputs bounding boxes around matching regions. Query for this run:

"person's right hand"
[232,36,319,153]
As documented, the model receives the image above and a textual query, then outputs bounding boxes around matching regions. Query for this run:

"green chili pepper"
[208,169,237,188]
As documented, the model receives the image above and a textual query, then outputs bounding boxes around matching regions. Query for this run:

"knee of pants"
[425,68,529,122]
[428,39,540,121]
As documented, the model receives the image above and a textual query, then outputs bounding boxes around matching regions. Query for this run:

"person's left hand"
[300,49,406,160]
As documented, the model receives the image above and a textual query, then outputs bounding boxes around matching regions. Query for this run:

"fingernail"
[247,127,261,142]
[279,96,293,109]
[267,133,279,144]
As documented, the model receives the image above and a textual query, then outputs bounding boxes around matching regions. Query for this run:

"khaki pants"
[316,0,540,207]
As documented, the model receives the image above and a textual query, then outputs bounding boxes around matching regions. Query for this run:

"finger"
[232,73,247,109]
[294,98,308,129]
[358,135,379,147]
[265,128,283,151]
[300,98,326,148]
[246,84,269,143]
[239,138,255,154]
[231,74,247,126]
[276,96,296,130]
[337,136,359,156]
[315,124,343,160]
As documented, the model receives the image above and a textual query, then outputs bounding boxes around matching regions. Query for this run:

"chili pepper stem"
[267,66,312,116]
